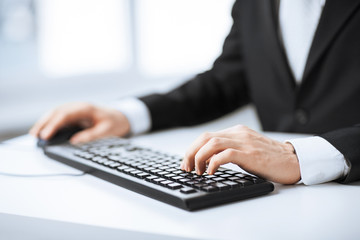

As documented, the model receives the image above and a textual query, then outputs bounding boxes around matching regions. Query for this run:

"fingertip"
[29,125,41,137]
[206,162,216,175]
[180,162,185,170]
[29,128,36,137]
[40,128,51,140]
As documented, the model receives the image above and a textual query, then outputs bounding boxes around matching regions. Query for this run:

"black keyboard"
[43,137,274,211]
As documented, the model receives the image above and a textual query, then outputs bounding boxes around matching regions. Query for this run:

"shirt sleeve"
[286,136,350,185]
[109,98,152,135]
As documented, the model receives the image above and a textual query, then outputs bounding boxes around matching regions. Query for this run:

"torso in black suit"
[139,0,360,183]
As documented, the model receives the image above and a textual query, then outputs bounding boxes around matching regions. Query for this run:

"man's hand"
[181,125,301,184]
[29,102,131,144]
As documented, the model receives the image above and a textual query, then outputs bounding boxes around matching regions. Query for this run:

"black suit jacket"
[139,0,360,183]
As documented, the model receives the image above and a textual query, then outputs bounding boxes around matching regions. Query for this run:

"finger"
[207,149,241,175]
[39,113,76,140]
[182,131,215,172]
[70,123,109,144]
[182,128,246,172]
[29,111,54,137]
[194,137,239,175]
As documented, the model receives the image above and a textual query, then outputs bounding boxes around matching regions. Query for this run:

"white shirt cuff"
[286,136,350,185]
[109,98,151,135]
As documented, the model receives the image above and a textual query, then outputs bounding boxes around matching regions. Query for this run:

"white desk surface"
[1,106,359,240]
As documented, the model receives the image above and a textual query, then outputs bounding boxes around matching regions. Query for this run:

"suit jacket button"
[295,109,308,125]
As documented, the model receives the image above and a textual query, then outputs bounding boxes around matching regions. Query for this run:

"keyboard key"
[204,180,215,184]
[117,166,130,172]
[179,178,190,183]
[180,173,191,177]
[137,165,149,171]
[212,183,231,190]
[168,183,183,190]
[158,171,170,176]
[159,166,170,170]
[129,162,142,167]
[193,183,206,189]
[165,173,176,178]
[169,164,180,168]
[136,172,150,179]
[103,160,115,166]
[166,168,178,173]
[222,181,240,188]
[201,185,219,192]
[107,163,120,169]
[123,168,136,174]
[228,176,240,181]
[107,155,122,161]
[145,175,158,182]
[144,167,155,171]
[171,176,183,181]
[180,187,197,194]
[185,181,197,186]
[213,177,225,182]
[129,170,143,176]
[150,169,162,174]
[153,178,166,184]
[235,173,247,178]
[235,179,253,186]
[205,175,216,179]
[220,174,231,178]
[160,180,173,186]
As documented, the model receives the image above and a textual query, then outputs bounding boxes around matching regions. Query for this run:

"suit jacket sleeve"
[139,1,249,131]
[320,125,360,183]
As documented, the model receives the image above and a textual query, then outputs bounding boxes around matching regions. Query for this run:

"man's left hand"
[181,125,301,184]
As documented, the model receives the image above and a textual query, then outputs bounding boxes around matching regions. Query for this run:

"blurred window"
[0,0,233,79]
[37,0,131,78]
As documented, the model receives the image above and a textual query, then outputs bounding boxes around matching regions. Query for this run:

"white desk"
[1,106,359,240]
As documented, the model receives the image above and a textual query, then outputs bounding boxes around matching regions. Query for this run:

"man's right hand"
[29,102,131,144]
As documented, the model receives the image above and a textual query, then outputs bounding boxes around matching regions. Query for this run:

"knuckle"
[239,129,252,139]
[211,157,221,166]
[234,124,246,131]
[81,102,95,112]
[209,137,222,147]
[248,147,260,157]
[200,131,212,140]
[184,151,193,160]
[224,148,236,158]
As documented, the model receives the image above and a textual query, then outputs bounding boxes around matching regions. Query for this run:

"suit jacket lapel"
[302,0,360,82]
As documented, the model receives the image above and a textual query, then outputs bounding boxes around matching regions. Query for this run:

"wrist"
[282,142,301,184]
